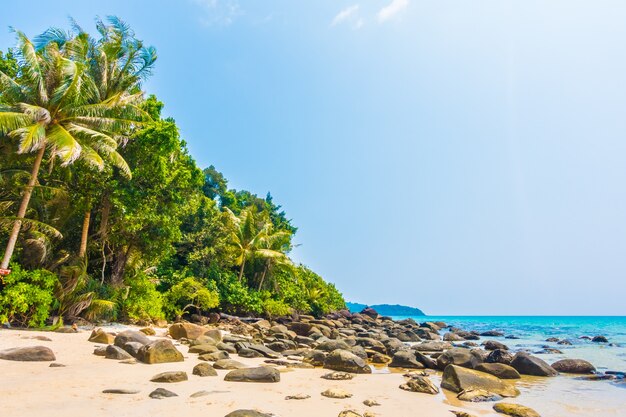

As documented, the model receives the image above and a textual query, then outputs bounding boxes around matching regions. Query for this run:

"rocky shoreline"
[0,307,623,417]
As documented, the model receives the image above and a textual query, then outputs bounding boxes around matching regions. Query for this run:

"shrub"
[0,264,58,327]
[164,277,219,318]
[262,297,292,318]
[209,269,263,315]
[119,272,164,321]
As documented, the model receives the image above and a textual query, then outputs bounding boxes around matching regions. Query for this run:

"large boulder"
[389,351,425,369]
[224,366,280,383]
[136,339,183,364]
[88,328,115,344]
[511,352,558,377]
[114,330,150,348]
[168,323,207,340]
[323,349,371,374]
[437,348,481,370]
[0,346,56,362]
[303,350,327,366]
[474,363,521,379]
[551,359,595,374]
[441,365,520,397]
[486,349,514,365]
[493,403,541,417]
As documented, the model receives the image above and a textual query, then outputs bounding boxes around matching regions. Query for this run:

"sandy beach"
[0,325,513,417]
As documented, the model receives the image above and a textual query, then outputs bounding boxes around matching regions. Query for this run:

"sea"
[391,316,626,416]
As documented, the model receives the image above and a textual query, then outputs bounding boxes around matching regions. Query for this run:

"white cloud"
[191,0,242,26]
[332,5,360,26]
[377,0,409,22]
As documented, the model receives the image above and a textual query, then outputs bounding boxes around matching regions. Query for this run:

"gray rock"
[150,371,188,383]
[136,339,184,364]
[105,345,133,360]
[437,348,481,370]
[114,330,150,348]
[214,359,248,370]
[0,346,56,362]
[441,365,520,397]
[474,363,521,379]
[122,341,144,357]
[224,366,280,383]
[399,375,439,394]
[323,349,371,374]
[511,352,558,377]
[457,389,503,402]
[149,388,178,399]
[551,359,596,374]
[493,403,541,417]
[389,351,425,369]
[483,340,509,351]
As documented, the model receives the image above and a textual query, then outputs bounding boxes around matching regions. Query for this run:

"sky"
[2,1,626,315]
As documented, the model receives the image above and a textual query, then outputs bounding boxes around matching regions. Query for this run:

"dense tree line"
[0,18,345,327]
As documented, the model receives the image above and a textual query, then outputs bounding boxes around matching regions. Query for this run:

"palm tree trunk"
[258,261,269,291]
[1,145,46,270]
[78,209,91,258]
[238,257,246,282]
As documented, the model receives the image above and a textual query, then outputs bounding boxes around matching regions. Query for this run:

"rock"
[450,411,477,417]
[321,371,355,380]
[55,326,77,333]
[114,330,150,348]
[93,346,107,356]
[399,375,439,394]
[149,388,178,399]
[441,365,520,397]
[140,327,156,336]
[475,363,520,379]
[224,410,272,417]
[557,339,572,346]
[414,351,438,369]
[189,344,219,354]
[363,399,380,406]
[483,340,509,351]
[486,349,514,365]
[190,390,211,398]
[30,335,53,341]
[224,366,280,383]
[303,349,327,366]
[511,352,558,377]
[317,340,350,352]
[238,348,263,358]
[105,345,133,360]
[437,348,481,370]
[199,351,230,361]
[370,352,391,364]
[285,394,310,400]
[321,388,352,399]
[214,359,248,370]
[360,307,379,318]
[168,322,207,340]
[323,349,371,374]
[150,371,188,383]
[444,332,465,342]
[193,362,218,376]
[493,403,541,417]
[551,359,596,374]
[338,411,361,417]
[389,351,425,369]
[413,341,452,352]
[0,346,56,362]
[592,335,609,343]
[49,362,66,367]
[102,389,139,394]
[457,389,503,402]
[248,344,281,359]
[481,331,505,337]
[205,329,223,342]
[136,339,184,364]
[122,342,144,357]
[88,328,115,344]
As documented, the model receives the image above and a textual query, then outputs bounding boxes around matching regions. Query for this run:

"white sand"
[0,327,504,417]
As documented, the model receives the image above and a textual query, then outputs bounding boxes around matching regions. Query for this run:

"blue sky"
[3,1,626,315]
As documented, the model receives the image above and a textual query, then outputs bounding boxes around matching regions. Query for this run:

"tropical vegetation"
[0,18,345,327]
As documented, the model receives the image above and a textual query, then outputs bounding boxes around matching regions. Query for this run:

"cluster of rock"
[2,306,620,417]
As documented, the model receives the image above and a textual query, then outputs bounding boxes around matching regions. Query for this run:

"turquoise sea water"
[390,316,626,416]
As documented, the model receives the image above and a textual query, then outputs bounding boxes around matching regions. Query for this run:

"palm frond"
[47,123,82,164]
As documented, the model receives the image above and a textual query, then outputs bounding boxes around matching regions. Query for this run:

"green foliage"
[0,19,346,326]
[164,277,219,318]
[119,272,164,321]
[0,263,58,326]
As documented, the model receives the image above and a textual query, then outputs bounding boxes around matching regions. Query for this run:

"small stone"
[49,363,66,367]
[285,394,311,400]
[190,390,211,398]
[493,403,541,417]
[457,389,503,402]
[450,411,478,417]
[150,371,188,383]
[140,327,156,336]
[88,328,115,344]
[399,375,439,395]
[102,389,140,394]
[321,371,354,380]
[338,411,361,417]
[224,410,272,417]
[321,388,352,399]
[149,388,178,399]
[363,399,380,407]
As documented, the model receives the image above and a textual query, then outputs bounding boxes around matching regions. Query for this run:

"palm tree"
[0,27,146,270]
[255,224,292,291]
[35,18,156,259]
[225,207,290,284]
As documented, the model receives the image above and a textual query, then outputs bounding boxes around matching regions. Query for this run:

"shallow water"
[392,316,626,416]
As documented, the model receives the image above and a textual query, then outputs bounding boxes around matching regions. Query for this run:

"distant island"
[346,302,425,316]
